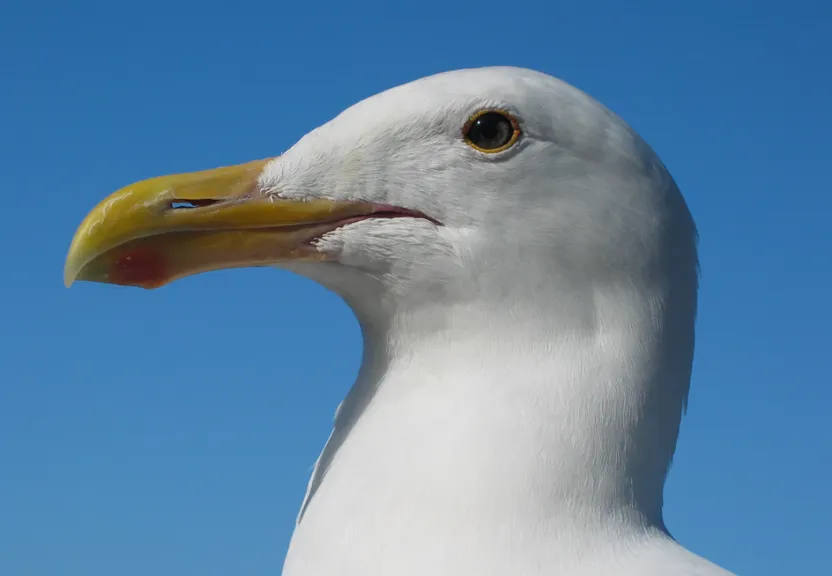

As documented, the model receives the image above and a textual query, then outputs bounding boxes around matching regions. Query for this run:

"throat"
[291,301,689,561]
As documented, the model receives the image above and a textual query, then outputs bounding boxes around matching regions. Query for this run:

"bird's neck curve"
[366,299,680,523]
[288,283,694,571]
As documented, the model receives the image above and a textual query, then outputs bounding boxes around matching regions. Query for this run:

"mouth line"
[302,205,442,246]
[163,200,441,233]
[329,205,442,227]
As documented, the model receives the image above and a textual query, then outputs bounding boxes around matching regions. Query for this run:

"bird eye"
[463,110,520,153]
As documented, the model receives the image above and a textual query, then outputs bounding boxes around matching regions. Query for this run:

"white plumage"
[259,68,734,575]
[64,65,734,576]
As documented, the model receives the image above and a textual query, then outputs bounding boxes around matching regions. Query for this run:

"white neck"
[283,281,696,575]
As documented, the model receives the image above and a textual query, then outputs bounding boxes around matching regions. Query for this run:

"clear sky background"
[1,1,830,574]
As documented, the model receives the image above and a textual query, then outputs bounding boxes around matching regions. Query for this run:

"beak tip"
[63,254,82,288]
[63,267,76,288]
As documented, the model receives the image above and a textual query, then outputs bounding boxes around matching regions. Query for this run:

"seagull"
[65,67,735,576]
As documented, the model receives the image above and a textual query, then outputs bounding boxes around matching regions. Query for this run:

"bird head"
[65,67,694,320]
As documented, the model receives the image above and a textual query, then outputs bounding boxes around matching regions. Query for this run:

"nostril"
[168,199,220,210]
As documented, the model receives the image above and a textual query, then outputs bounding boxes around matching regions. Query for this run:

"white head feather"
[256,67,729,576]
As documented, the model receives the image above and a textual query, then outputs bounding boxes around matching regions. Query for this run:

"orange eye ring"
[462,109,521,153]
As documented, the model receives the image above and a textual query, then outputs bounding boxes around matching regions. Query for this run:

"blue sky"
[1,0,830,574]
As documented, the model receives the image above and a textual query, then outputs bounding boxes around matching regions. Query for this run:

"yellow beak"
[64,158,373,289]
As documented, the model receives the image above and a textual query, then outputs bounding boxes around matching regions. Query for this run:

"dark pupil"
[469,113,512,149]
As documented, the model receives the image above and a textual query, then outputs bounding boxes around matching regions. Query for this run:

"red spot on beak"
[110,247,168,289]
